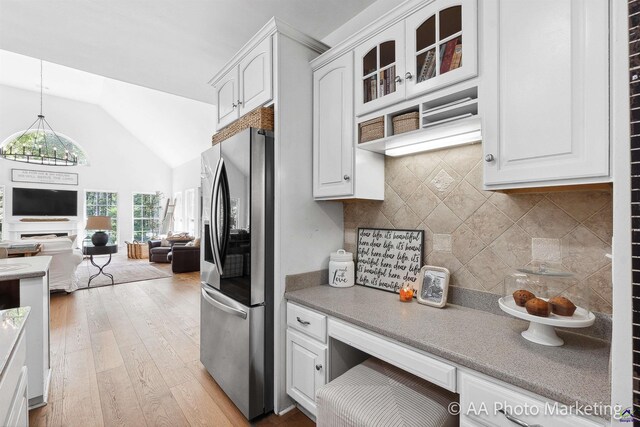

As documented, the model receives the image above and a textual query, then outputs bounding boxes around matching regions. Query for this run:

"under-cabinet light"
[385,130,482,157]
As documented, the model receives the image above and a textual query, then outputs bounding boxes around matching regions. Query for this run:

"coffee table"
[82,244,118,287]
[6,244,42,257]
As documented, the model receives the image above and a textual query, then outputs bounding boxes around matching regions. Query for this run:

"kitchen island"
[0,257,51,409]
[285,284,611,425]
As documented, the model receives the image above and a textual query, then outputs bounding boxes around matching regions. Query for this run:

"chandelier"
[0,60,78,166]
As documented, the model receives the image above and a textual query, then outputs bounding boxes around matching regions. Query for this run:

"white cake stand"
[498,296,595,346]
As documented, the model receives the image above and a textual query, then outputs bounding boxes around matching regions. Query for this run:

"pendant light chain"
[40,60,43,117]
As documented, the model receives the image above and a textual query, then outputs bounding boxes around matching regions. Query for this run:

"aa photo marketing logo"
[618,407,640,423]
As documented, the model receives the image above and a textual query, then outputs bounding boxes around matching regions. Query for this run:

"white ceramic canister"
[329,249,354,288]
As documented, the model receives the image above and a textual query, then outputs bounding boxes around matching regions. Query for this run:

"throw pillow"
[67,234,78,246]
[160,238,171,247]
[185,241,194,247]
[193,238,201,247]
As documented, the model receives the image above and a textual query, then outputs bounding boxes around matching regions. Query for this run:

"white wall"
[321,0,401,46]
[171,156,201,236]
[0,84,172,243]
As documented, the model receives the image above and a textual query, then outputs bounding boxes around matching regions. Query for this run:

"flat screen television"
[12,188,78,216]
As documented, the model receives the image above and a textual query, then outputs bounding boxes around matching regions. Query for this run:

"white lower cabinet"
[286,329,327,416]
[0,331,28,427]
[459,372,607,427]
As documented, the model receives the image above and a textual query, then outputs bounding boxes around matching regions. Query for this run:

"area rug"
[76,256,171,288]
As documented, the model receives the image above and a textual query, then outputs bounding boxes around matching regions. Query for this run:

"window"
[185,188,196,237]
[173,192,183,232]
[133,192,161,242]
[85,191,118,243]
[1,130,89,165]
[0,186,4,240]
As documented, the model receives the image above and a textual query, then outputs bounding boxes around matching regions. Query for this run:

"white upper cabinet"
[313,52,354,198]
[355,22,406,116]
[404,0,477,99]
[238,36,273,115]
[215,68,239,129]
[354,0,477,117]
[211,34,274,131]
[482,0,610,188]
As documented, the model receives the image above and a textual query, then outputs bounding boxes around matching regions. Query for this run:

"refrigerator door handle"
[219,162,231,264]
[201,287,248,319]
[210,158,224,276]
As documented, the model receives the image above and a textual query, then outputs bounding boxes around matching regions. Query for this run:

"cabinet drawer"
[328,318,456,392]
[0,332,26,425]
[459,372,606,427]
[287,303,327,343]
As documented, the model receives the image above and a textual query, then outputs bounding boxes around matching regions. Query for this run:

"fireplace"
[20,232,69,238]
[4,220,79,241]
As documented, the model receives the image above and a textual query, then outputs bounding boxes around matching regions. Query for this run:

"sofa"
[168,245,200,273]
[2,237,83,292]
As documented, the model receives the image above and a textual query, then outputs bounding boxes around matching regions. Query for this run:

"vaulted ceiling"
[0,0,375,104]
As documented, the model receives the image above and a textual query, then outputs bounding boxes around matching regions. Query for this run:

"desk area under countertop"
[285,284,611,412]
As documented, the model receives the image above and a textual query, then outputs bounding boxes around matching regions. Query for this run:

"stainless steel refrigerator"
[200,128,274,420]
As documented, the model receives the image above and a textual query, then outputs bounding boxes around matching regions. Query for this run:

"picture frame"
[355,227,424,294]
[416,265,450,308]
[11,168,79,186]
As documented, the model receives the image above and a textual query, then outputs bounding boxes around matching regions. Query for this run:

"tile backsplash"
[343,143,613,314]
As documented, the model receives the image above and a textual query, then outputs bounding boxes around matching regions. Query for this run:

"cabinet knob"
[232,102,237,108]
[485,154,495,162]
[405,72,413,81]
[343,175,350,181]
[237,100,243,105]
[315,364,322,371]
[394,76,402,84]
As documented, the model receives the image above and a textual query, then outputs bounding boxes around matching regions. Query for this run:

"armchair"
[148,240,172,263]
[168,245,200,273]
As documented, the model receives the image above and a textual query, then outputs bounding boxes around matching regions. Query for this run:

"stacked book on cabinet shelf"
[418,50,437,82]
[379,66,396,98]
[364,77,376,103]
[417,37,462,83]
[440,37,462,75]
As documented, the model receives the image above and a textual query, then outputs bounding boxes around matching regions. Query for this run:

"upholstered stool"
[316,358,458,427]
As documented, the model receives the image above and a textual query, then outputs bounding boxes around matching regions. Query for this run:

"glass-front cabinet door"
[354,21,405,116]
[405,0,477,98]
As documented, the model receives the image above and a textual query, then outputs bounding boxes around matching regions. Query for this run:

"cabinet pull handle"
[485,154,495,162]
[232,102,237,108]
[405,72,413,81]
[237,100,243,105]
[498,409,542,427]
[296,316,310,326]
[394,76,402,84]
[343,175,350,181]
[315,364,322,371]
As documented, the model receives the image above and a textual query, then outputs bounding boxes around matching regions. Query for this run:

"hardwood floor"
[29,269,313,427]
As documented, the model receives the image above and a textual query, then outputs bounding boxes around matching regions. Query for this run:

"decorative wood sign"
[11,169,79,186]
[356,228,424,293]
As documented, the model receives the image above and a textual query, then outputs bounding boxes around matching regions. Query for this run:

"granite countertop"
[0,256,51,281]
[285,284,611,410]
[0,307,30,377]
